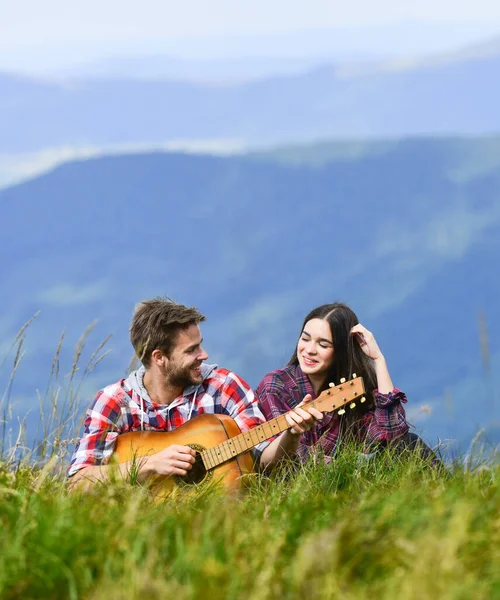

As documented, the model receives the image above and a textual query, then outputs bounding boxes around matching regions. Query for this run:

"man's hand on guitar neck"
[260,394,323,470]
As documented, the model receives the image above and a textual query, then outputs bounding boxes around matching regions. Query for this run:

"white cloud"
[38,282,109,307]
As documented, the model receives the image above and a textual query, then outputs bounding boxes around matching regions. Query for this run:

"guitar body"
[114,413,255,499]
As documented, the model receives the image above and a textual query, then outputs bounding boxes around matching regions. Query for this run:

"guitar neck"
[201,412,296,470]
[201,376,365,470]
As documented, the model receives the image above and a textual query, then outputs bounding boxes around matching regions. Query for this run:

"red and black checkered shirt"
[68,364,269,476]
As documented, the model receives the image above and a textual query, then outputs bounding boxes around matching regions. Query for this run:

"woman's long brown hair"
[288,303,378,428]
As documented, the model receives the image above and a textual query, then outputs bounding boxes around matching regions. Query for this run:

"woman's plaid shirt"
[255,364,409,462]
[68,365,269,476]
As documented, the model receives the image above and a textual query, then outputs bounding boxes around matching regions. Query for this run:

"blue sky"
[2,0,500,71]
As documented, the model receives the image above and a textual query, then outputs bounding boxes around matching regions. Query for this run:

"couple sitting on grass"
[68,297,437,490]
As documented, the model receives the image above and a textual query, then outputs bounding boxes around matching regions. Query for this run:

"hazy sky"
[2,0,500,71]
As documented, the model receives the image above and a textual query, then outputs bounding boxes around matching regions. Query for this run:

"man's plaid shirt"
[255,364,409,462]
[68,364,269,476]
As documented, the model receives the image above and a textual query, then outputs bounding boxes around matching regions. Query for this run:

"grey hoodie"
[125,362,218,430]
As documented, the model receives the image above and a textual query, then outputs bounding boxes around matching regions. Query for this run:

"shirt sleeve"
[67,389,124,477]
[256,376,313,463]
[220,372,271,465]
[363,387,410,448]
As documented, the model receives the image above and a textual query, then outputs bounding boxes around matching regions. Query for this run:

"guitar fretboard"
[201,403,319,470]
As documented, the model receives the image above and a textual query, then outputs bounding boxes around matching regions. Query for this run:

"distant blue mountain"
[1,42,500,155]
[1,137,499,453]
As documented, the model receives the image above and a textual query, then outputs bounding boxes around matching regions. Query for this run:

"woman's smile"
[302,355,319,367]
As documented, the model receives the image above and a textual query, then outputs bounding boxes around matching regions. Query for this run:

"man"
[68,297,322,489]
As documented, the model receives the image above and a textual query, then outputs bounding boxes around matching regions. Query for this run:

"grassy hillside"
[0,448,498,600]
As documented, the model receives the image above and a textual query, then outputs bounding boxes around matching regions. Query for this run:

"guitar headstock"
[311,375,366,415]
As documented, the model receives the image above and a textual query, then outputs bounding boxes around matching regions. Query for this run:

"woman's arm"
[260,394,322,469]
[350,324,409,443]
[256,375,323,468]
[350,323,393,392]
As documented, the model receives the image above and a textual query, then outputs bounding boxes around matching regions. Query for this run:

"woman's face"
[297,318,335,380]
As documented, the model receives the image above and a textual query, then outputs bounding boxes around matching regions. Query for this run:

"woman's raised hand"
[351,323,395,392]
[350,324,384,361]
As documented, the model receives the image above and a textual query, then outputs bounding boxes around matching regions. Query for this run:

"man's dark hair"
[130,297,206,367]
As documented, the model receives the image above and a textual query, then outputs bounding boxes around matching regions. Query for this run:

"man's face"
[164,324,209,388]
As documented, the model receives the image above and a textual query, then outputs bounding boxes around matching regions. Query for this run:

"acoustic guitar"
[114,375,365,498]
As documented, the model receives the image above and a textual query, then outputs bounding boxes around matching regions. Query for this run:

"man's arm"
[68,387,196,491]
[67,389,124,480]
[69,444,196,491]
[69,460,137,492]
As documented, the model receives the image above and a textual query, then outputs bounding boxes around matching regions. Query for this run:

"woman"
[256,302,425,463]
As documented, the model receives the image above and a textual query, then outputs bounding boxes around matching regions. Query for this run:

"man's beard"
[165,361,203,388]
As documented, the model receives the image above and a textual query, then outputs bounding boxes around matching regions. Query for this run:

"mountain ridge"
[1,38,499,156]
[1,137,499,448]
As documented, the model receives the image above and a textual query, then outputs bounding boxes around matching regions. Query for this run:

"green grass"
[0,448,499,600]
[1,319,499,599]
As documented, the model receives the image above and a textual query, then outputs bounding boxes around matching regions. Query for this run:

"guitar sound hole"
[177,451,207,486]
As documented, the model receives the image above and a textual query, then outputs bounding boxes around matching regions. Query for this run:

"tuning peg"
[360,396,366,403]
[352,373,357,378]
[350,402,356,409]
[340,377,346,384]
[338,408,346,415]
[329,382,335,388]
